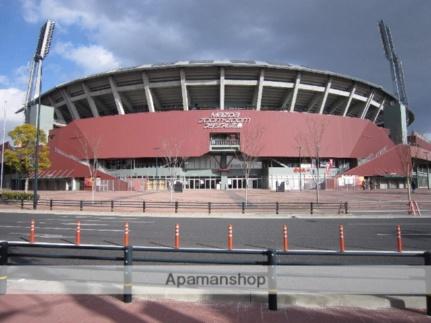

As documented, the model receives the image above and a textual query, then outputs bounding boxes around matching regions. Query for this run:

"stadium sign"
[198,112,251,129]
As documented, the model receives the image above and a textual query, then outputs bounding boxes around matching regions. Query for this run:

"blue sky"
[1,0,430,139]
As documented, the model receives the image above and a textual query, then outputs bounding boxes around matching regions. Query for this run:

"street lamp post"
[298,146,302,191]
[31,20,55,209]
[426,151,430,190]
[154,147,160,191]
[0,101,6,192]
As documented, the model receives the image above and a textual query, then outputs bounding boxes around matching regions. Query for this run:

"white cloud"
[423,133,431,141]
[0,75,9,86]
[21,0,98,27]
[54,42,120,74]
[0,88,26,140]
[19,0,190,65]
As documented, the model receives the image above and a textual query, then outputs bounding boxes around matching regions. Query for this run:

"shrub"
[0,191,35,200]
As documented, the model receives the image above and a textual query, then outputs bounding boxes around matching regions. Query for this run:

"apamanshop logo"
[165,273,266,288]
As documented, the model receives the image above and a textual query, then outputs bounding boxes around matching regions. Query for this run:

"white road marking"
[60,223,109,226]
[377,233,431,236]
[0,225,123,232]
[349,223,431,226]
[32,218,155,224]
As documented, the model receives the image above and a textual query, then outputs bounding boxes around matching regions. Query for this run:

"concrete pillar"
[427,163,430,190]
[289,72,301,112]
[255,69,265,110]
[220,175,228,190]
[383,101,407,144]
[343,84,356,117]
[71,178,78,191]
[82,83,100,117]
[61,89,80,120]
[109,77,125,115]
[180,69,189,111]
[220,68,225,110]
[142,72,155,112]
[318,78,332,114]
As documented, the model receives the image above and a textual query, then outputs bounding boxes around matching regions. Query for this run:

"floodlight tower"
[378,20,410,145]
[378,20,408,106]
[28,20,55,209]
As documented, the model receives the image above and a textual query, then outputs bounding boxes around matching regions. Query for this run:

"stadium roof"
[38,61,414,127]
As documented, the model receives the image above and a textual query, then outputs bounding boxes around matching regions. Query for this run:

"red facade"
[49,110,394,160]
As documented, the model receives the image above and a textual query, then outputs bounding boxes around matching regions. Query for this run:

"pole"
[33,60,43,209]
[267,249,278,310]
[298,146,302,191]
[0,241,8,295]
[396,224,403,252]
[316,145,320,203]
[339,224,345,252]
[155,156,158,191]
[0,101,6,192]
[123,245,133,303]
[424,251,431,316]
[227,224,233,250]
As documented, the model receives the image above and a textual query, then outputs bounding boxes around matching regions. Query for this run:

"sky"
[0,0,430,140]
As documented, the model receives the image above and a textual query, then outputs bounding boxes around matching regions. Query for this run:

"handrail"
[0,198,349,214]
[1,240,429,314]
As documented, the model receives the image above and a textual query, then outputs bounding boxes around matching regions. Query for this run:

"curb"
[0,208,430,219]
[7,279,425,310]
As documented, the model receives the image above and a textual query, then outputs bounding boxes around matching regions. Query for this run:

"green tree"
[4,124,50,191]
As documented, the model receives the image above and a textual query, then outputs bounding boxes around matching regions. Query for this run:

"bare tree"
[300,116,327,203]
[396,144,423,203]
[75,133,102,202]
[161,138,186,202]
[236,126,264,205]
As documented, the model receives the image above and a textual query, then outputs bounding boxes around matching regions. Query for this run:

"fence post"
[175,201,178,213]
[208,202,211,214]
[80,200,83,211]
[310,202,314,215]
[123,246,133,303]
[142,201,146,213]
[276,202,279,215]
[0,241,8,295]
[242,202,245,214]
[20,199,24,209]
[424,251,431,316]
[111,200,114,212]
[267,249,278,311]
[50,199,53,211]
[344,202,348,214]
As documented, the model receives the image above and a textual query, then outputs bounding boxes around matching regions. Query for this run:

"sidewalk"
[0,295,429,323]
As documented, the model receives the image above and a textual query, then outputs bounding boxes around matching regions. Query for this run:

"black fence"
[0,241,429,314]
[0,198,349,214]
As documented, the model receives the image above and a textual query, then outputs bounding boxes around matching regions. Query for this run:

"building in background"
[17,61,430,191]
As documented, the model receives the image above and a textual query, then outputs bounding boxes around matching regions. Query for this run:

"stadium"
[19,59,428,192]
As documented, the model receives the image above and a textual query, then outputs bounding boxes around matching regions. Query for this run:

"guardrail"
[0,198,349,214]
[0,240,430,315]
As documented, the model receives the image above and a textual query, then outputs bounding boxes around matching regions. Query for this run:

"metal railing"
[0,240,429,314]
[0,198,349,214]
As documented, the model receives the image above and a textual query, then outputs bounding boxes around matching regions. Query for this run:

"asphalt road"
[0,212,430,266]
